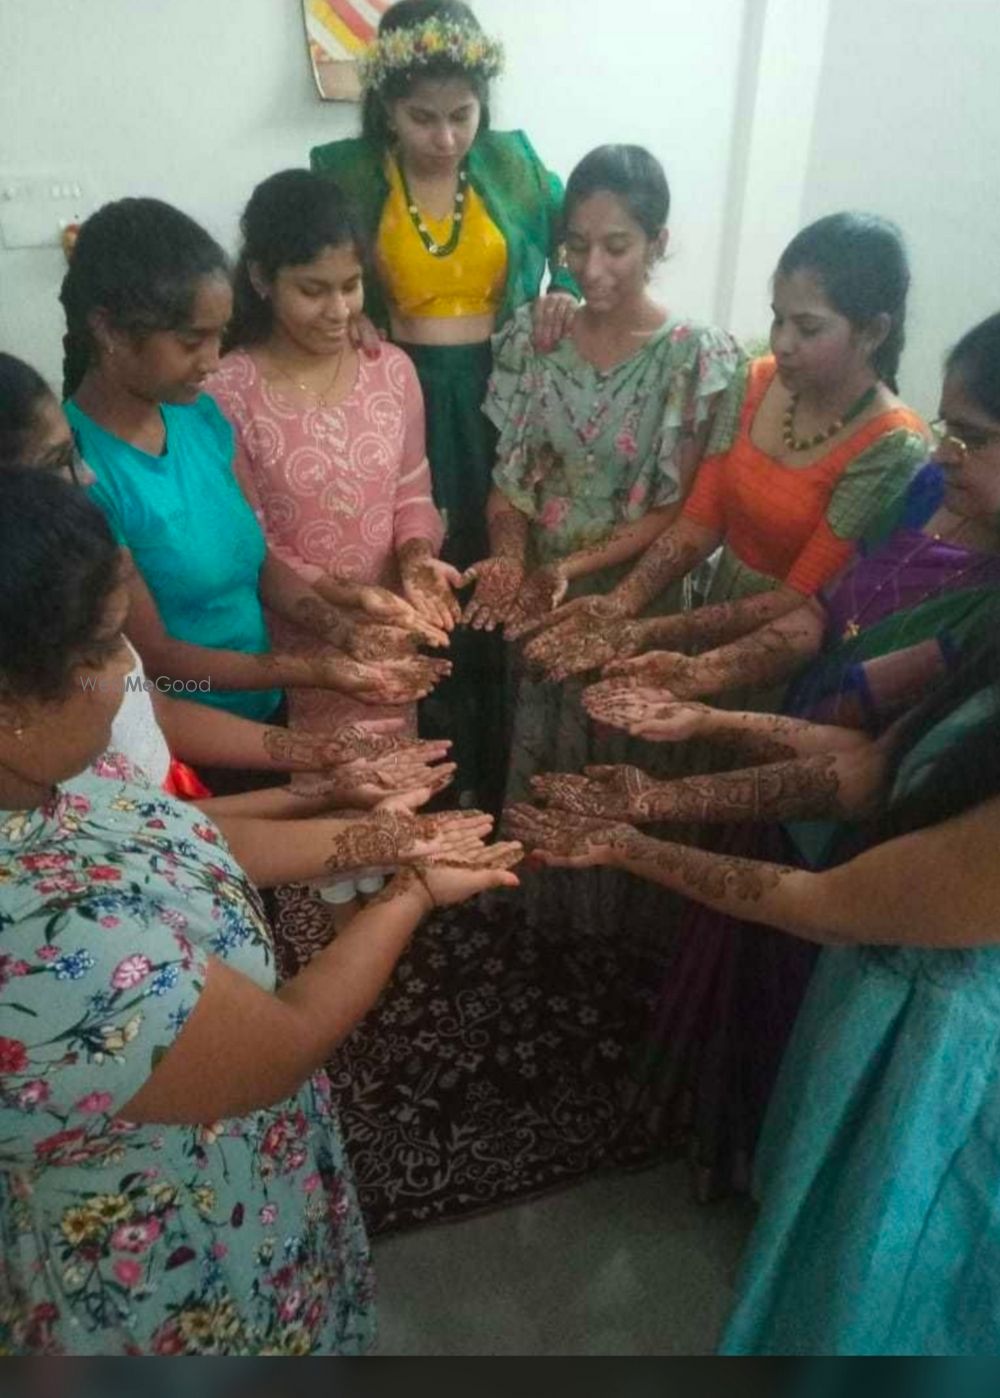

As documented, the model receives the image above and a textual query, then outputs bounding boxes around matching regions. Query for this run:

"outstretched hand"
[503,803,637,868]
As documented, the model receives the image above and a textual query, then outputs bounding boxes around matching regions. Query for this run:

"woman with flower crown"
[311,0,577,814]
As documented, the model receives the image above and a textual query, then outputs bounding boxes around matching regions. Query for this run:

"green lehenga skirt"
[398,341,510,816]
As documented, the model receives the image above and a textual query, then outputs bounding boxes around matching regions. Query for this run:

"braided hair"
[59,198,228,398]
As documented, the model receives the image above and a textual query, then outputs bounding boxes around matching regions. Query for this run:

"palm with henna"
[504,803,637,868]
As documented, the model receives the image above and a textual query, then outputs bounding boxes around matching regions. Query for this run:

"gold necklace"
[269,347,346,406]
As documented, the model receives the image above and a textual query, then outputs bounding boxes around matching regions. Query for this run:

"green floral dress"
[486,307,746,940]
[0,763,375,1356]
[488,307,746,571]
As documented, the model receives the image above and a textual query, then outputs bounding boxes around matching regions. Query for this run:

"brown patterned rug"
[273,885,669,1236]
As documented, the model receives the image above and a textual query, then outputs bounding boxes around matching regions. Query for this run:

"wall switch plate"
[0,173,91,250]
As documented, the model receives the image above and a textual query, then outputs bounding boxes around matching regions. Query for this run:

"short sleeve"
[825,429,928,540]
[485,306,541,517]
[0,895,208,1165]
[654,326,748,505]
[85,475,128,546]
[680,452,729,530]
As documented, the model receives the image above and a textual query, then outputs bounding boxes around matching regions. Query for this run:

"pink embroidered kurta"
[209,347,444,739]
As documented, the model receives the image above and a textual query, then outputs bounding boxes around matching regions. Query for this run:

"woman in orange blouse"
[521,212,928,683]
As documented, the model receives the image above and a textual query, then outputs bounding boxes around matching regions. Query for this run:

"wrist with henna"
[643,755,843,824]
[293,595,350,646]
[491,506,530,562]
[323,810,418,873]
[615,534,704,616]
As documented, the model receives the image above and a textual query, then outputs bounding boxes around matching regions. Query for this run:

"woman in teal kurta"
[310,0,577,811]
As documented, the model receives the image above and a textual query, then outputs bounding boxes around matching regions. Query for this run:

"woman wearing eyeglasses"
[577,312,1000,1200]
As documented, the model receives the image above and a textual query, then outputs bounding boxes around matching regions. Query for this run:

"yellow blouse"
[375,158,508,319]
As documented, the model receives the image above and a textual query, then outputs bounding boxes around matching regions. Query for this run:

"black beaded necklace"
[400,161,468,258]
[782,383,878,453]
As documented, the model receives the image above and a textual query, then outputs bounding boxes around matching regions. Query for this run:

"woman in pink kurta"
[209,170,455,912]
[209,344,444,739]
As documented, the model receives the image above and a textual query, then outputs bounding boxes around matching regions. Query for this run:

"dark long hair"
[777,212,910,392]
[226,170,364,352]
[0,353,51,467]
[563,145,670,240]
[0,468,119,701]
[360,0,492,151]
[59,197,229,398]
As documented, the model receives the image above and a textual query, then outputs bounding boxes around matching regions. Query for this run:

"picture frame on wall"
[302,0,390,102]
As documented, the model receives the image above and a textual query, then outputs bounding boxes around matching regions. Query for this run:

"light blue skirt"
[720,941,1000,1355]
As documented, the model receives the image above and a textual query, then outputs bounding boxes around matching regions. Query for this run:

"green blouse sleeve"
[826,429,929,540]
[513,130,578,300]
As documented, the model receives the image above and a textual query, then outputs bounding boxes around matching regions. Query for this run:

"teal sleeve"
[85,477,128,547]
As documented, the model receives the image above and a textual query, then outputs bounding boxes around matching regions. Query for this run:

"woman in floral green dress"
[462,145,744,933]
[0,469,519,1355]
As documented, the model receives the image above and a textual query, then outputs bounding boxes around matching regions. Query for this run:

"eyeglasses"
[929,418,1000,463]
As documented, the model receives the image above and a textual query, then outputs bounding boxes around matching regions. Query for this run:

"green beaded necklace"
[400,162,468,258]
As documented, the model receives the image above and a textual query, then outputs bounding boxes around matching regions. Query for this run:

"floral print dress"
[485,306,746,939]
[0,764,375,1356]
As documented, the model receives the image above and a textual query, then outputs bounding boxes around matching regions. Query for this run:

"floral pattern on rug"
[273,886,668,1236]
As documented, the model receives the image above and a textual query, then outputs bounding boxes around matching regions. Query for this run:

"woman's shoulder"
[490,302,541,367]
[206,351,258,410]
[165,393,234,453]
[309,135,373,172]
[471,129,549,180]
[654,319,745,363]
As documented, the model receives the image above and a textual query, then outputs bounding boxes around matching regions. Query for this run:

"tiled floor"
[372,1161,755,1355]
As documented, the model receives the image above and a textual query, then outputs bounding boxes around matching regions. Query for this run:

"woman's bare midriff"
[389,311,497,346]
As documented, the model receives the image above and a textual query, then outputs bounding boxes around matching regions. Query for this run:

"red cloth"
[163,757,211,800]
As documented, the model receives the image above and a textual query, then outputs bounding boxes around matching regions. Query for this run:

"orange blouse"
[681,358,927,595]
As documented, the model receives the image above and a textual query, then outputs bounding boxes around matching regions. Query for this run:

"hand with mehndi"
[531,291,578,354]
[524,616,646,682]
[503,803,638,868]
[601,648,703,694]
[346,582,449,648]
[460,554,526,631]
[502,564,570,641]
[311,654,451,705]
[529,763,659,820]
[583,682,711,741]
[399,540,463,633]
[296,752,457,809]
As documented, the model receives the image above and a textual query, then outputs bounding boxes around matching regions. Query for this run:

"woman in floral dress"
[0,469,519,1355]
[463,145,745,932]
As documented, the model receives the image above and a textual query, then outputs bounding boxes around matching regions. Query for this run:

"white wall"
[800,0,1000,417]
[0,0,744,388]
[2,0,998,416]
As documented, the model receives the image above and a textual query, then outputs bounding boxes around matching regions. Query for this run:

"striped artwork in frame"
[303,0,390,102]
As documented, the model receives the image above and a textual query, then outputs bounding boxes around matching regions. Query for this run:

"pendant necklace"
[269,347,346,406]
[841,525,987,641]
